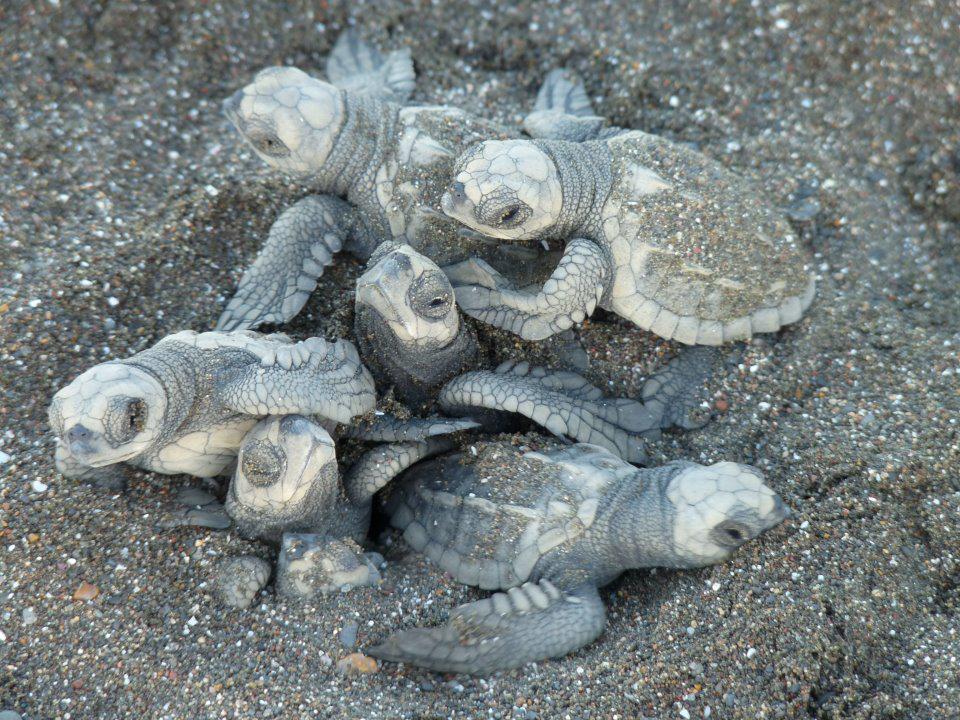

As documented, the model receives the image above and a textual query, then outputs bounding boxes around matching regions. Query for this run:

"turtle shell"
[600,130,815,345]
[386,440,635,590]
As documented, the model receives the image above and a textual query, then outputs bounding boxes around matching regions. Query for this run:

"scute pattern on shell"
[601,131,815,342]
[388,441,625,590]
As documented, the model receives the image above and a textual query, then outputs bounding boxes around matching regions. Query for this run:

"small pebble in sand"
[73,581,100,601]
[336,653,378,675]
[22,608,37,625]
[30,480,48,493]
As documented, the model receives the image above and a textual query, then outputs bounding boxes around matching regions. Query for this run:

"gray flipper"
[54,442,128,490]
[523,69,606,141]
[344,438,453,504]
[160,487,232,530]
[342,414,480,442]
[439,362,655,464]
[217,195,353,331]
[493,360,603,399]
[642,346,718,431]
[217,337,376,423]
[453,238,612,341]
[368,581,605,675]
[326,29,415,102]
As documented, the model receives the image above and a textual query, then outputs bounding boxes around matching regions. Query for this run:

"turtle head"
[662,462,789,568]
[441,140,562,240]
[222,67,345,176]
[355,243,458,349]
[49,363,166,468]
[231,415,338,519]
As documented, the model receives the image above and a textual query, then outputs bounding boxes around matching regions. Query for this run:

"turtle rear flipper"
[439,363,653,464]
[523,68,606,141]
[326,29,415,103]
[368,581,605,675]
[641,346,719,431]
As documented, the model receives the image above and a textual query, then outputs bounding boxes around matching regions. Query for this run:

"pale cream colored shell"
[601,131,815,344]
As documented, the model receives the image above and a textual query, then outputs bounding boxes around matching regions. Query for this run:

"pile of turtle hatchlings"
[48,31,811,675]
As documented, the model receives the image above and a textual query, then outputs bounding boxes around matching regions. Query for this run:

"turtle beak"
[356,253,412,311]
[65,424,97,458]
[222,90,244,127]
[770,495,791,525]
[441,181,469,219]
[356,255,423,344]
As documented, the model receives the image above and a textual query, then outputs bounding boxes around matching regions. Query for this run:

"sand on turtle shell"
[1,1,958,718]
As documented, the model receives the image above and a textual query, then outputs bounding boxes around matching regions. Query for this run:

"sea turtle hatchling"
[354,241,480,407]
[47,330,375,488]
[369,440,789,674]
[441,70,816,343]
[217,413,465,606]
[352,242,716,463]
[217,30,553,332]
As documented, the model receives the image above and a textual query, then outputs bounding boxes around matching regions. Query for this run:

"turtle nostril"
[67,425,91,443]
[450,182,466,200]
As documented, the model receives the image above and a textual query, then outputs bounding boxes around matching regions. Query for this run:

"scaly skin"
[48,330,375,482]
[223,414,460,602]
[370,441,790,674]
[354,242,480,407]
[441,129,816,344]
[217,35,557,331]
[438,349,717,465]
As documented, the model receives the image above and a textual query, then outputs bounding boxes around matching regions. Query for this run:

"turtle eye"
[127,399,146,433]
[495,203,531,228]
[240,440,285,487]
[712,520,752,548]
[104,396,148,446]
[251,131,290,158]
[409,271,454,320]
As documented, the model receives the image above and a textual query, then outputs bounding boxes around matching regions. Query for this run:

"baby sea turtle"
[351,242,716,462]
[217,413,462,606]
[369,440,789,674]
[226,414,463,545]
[441,70,816,343]
[48,330,374,487]
[217,31,552,332]
[354,241,479,407]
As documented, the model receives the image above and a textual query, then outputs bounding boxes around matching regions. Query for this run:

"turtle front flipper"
[439,361,655,464]
[325,29,415,103]
[453,238,612,341]
[523,69,606,142]
[160,486,232,530]
[215,336,375,424]
[368,581,605,675]
[277,534,381,600]
[344,438,455,505]
[217,195,353,331]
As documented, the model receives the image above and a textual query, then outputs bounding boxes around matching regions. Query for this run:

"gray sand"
[1,2,958,718]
